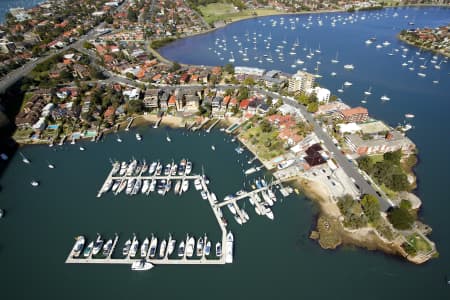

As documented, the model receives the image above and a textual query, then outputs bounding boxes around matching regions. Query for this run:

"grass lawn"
[407,233,432,252]
[240,125,285,160]
[199,3,282,25]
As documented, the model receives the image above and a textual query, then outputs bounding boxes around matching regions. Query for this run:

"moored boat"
[83,241,94,257]
[225,232,234,263]
[131,259,154,271]
[72,236,85,258]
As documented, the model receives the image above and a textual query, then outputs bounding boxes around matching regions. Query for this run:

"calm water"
[0,0,43,23]
[1,6,450,300]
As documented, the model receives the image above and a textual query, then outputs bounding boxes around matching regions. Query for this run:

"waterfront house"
[337,106,368,123]
[143,89,159,109]
[184,94,200,113]
[159,90,170,111]
[345,131,416,156]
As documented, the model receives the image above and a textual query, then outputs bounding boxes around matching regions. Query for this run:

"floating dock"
[125,117,136,131]
[68,162,231,268]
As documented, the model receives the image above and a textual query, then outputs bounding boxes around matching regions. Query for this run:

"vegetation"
[361,194,381,224]
[357,150,411,192]
[337,195,368,229]
[387,200,415,230]
[240,116,285,160]
[151,38,177,49]
[402,233,432,256]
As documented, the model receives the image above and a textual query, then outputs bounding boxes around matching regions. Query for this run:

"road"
[250,87,393,211]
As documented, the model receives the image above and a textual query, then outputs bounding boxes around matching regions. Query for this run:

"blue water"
[0,0,44,23]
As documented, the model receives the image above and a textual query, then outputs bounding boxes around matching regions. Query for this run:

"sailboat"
[229,51,235,63]
[364,86,372,96]
[20,152,30,164]
[166,133,171,142]
[337,85,344,93]
[331,51,339,64]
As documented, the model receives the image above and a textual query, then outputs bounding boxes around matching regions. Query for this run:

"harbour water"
[0,6,450,300]
[0,0,43,23]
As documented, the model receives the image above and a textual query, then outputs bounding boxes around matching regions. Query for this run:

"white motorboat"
[225,232,234,263]
[149,235,158,258]
[343,64,354,70]
[140,238,150,257]
[72,236,85,258]
[216,242,222,257]
[131,259,154,271]
[186,236,195,257]
[380,95,390,101]
[159,240,167,257]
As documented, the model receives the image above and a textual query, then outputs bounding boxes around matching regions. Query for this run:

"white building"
[235,66,266,77]
[306,87,331,103]
[338,122,361,134]
[288,70,315,93]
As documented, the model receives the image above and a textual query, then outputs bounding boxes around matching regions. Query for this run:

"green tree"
[127,8,138,22]
[388,206,414,230]
[307,102,318,113]
[384,150,402,165]
[223,63,234,74]
[127,100,143,114]
[361,194,380,224]
[169,62,181,72]
[260,119,272,133]
[237,86,249,101]
[243,77,255,86]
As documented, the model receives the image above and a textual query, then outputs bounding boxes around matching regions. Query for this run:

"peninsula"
[0,0,442,265]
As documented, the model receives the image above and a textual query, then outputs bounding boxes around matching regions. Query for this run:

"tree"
[307,102,318,113]
[384,150,402,165]
[243,77,255,86]
[388,206,414,230]
[260,119,272,133]
[223,63,234,74]
[127,100,143,114]
[237,86,248,101]
[127,8,138,22]
[361,194,380,224]
[169,62,181,72]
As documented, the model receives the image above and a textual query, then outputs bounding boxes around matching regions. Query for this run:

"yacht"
[344,81,353,87]
[92,235,104,256]
[140,237,150,257]
[227,203,237,215]
[185,161,192,175]
[141,179,150,194]
[20,152,30,164]
[149,235,158,258]
[265,208,275,220]
[417,72,426,77]
[125,178,135,195]
[72,236,85,258]
[31,180,39,187]
[129,238,139,258]
[178,159,186,175]
[331,72,337,77]
[131,259,154,271]
[204,241,211,256]
[181,180,189,193]
[149,179,156,193]
[331,51,339,63]
[167,237,176,256]
[225,232,234,263]
[194,178,203,191]
[102,239,113,256]
[177,241,185,257]
[186,236,195,257]
[343,64,354,70]
[148,161,157,175]
[364,87,372,96]
[380,95,390,101]
[365,39,373,45]
[159,239,167,257]
[382,41,391,46]
[48,163,55,169]
[122,239,132,256]
[174,180,182,195]
[216,242,222,257]
[166,134,171,142]
[83,241,94,257]
[201,190,208,200]
[155,162,163,175]
[196,237,204,257]
[405,114,415,119]
[116,179,127,194]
